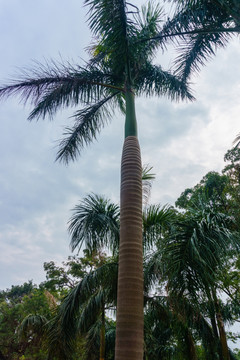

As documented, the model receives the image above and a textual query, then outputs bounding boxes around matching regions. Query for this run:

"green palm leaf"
[143,204,176,250]
[174,31,232,79]
[56,93,118,163]
[164,205,238,295]
[47,262,117,359]
[18,314,48,339]
[68,194,120,254]
[136,62,194,100]
[0,62,118,120]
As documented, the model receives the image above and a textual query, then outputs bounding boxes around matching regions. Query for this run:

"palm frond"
[47,262,117,359]
[77,290,105,332]
[68,194,120,253]
[85,0,132,64]
[174,31,232,79]
[84,317,115,359]
[64,262,116,321]
[104,321,116,356]
[0,61,118,120]
[129,2,165,72]
[18,314,48,339]
[171,0,240,25]
[56,93,118,163]
[233,133,240,147]
[158,0,237,80]
[159,0,239,41]
[164,204,238,296]
[144,249,166,292]
[136,62,195,101]
[142,164,155,209]
[143,204,176,250]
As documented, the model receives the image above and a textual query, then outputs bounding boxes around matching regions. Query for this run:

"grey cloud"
[137,97,210,151]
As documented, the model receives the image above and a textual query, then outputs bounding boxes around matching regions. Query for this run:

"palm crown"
[0,1,193,164]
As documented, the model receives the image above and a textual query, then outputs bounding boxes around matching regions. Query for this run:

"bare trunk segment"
[115,136,143,360]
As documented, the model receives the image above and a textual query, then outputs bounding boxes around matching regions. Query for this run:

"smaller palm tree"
[68,194,120,255]
[18,314,49,351]
[47,260,118,360]
[160,200,238,360]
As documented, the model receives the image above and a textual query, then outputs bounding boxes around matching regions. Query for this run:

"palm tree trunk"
[100,306,105,360]
[212,289,230,360]
[205,284,220,357]
[115,135,143,360]
[115,90,143,360]
[184,329,198,360]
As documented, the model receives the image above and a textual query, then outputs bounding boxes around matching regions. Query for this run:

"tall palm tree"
[0,2,193,358]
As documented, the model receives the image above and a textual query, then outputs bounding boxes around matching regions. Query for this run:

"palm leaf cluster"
[163,206,236,295]
[0,1,193,164]
[155,0,240,80]
[47,261,118,360]
[68,194,120,254]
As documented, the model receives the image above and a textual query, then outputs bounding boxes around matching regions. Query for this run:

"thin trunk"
[184,329,198,360]
[212,289,230,360]
[205,284,220,357]
[100,307,105,360]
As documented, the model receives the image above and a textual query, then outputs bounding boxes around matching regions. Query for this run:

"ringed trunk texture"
[115,136,143,360]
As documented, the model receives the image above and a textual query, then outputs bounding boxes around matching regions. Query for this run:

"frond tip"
[56,94,118,163]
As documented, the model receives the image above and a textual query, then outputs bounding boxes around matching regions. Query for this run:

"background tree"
[175,171,230,211]
[0,282,53,360]
[145,196,239,359]
[1,186,240,359]
[42,249,109,295]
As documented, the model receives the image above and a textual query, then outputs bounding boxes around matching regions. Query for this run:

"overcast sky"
[0,0,240,290]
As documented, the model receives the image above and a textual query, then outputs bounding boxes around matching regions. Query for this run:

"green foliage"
[165,0,240,80]
[233,348,240,360]
[175,171,229,210]
[0,282,53,359]
[41,249,110,294]
[2,147,240,359]
[68,194,120,255]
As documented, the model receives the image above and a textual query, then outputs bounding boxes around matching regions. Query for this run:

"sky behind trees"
[0,0,240,289]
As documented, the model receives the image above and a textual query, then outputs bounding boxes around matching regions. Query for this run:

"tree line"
[1,146,240,359]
